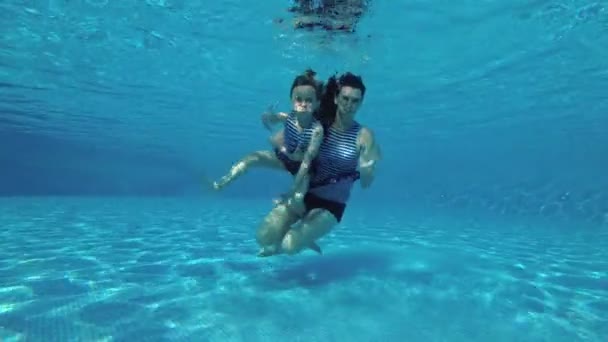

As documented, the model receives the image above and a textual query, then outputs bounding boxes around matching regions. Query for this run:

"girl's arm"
[290,124,324,196]
[269,129,285,150]
[262,110,290,130]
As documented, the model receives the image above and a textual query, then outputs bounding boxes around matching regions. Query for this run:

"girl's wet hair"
[290,68,324,99]
[315,71,366,127]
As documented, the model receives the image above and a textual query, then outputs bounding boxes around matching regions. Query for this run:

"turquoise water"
[2,197,606,341]
[1,0,607,341]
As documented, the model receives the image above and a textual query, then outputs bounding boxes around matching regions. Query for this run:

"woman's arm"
[357,126,381,189]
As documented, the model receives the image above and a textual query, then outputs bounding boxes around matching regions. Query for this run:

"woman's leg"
[281,208,338,255]
[256,203,302,256]
[214,150,284,190]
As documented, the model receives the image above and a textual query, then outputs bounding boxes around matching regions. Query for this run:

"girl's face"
[291,85,319,115]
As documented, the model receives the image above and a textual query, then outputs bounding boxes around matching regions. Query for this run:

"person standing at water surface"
[211,69,326,208]
[277,0,371,32]
[256,71,381,256]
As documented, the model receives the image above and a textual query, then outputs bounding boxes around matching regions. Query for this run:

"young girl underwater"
[212,69,327,209]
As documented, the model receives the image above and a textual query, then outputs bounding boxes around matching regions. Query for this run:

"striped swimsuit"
[275,111,320,175]
[308,121,362,204]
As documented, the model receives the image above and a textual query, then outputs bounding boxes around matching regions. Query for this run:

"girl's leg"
[214,150,284,190]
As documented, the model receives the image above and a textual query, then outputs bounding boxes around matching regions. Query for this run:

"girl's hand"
[261,103,288,130]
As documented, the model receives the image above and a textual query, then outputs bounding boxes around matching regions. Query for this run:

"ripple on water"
[49,256,100,270]
[548,274,607,291]
[135,252,171,263]
[506,263,537,281]
[80,301,142,326]
[150,301,192,322]
[0,314,77,342]
[174,262,218,279]
[223,260,261,273]
[121,264,172,284]
[28,278,89,297]
[519,282,546,301]
[520,296,547,314]
[587,300,608,315]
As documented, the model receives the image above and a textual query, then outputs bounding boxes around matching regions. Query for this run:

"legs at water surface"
[288,0,369,32]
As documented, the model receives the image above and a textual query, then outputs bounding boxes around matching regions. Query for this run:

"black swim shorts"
[303,192,346,222]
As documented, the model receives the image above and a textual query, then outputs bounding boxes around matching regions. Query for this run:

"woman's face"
[291,85,319,115]
[335,85,363,120]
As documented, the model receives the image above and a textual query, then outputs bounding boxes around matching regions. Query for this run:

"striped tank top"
[283,111,319,154]
[309,121,362,203]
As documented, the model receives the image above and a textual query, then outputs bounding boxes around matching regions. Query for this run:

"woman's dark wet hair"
[315,71,366,127]
[290,68,324,100]
[338,72,366,97]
